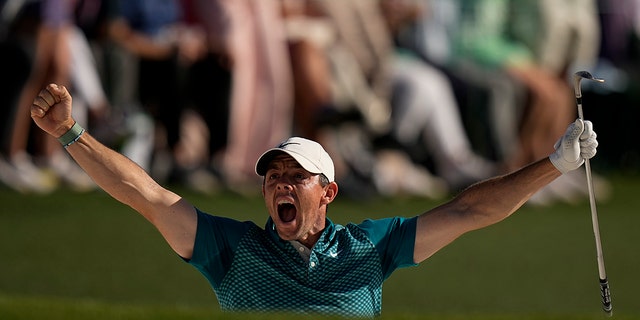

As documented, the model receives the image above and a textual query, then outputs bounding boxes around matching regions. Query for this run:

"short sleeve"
[187,209,254,289]
[356,217,418,279]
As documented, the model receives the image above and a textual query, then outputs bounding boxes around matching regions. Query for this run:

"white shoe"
[543,174,584,204]
[0,152,57,193]
[440,153,497,190]
[561,169,612,202]
[527,170,612,206]
[374,150,448,199]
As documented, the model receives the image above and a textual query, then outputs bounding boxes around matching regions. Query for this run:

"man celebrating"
[31,83,597,317]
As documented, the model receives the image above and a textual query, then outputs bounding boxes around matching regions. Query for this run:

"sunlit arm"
[413,158,561,263]
[65,132,197,259]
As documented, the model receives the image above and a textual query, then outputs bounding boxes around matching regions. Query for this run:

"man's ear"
[322,182,338,205]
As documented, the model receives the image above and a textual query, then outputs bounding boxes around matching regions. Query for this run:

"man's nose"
[276,177,293,190]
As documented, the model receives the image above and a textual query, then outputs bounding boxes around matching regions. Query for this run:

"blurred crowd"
[1,0,638,205]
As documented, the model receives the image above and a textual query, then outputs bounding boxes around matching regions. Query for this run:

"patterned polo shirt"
[187,209,418,317]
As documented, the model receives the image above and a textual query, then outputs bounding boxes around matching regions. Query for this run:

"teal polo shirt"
[187,209,418,317]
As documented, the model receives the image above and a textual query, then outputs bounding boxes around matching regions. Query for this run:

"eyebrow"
[267,156,303,171]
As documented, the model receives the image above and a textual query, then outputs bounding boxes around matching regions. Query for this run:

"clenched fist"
[31,83,75,138]
[549,119,598,173]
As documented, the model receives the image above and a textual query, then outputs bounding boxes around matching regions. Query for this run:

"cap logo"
[278,141,300,148]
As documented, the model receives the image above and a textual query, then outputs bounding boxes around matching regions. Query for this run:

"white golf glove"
[549,119,598,173]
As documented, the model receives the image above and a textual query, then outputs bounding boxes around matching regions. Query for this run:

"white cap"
[255,137,335,182]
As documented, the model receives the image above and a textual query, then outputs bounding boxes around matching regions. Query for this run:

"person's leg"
[288,39,333,139]
[222,0,294,189]
[391,56,496,188]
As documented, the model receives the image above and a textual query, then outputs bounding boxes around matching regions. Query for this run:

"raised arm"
[31,84,197,259]
[413,119,598,263]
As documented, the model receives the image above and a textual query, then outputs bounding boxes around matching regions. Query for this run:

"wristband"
[57,122,85,148]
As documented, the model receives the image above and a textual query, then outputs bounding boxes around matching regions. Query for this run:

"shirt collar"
[265,217,336,250]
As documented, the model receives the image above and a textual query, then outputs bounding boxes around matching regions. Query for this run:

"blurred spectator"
[408,0,526,163]
[380,0,497,191]
[1,0,630,201]
[537,0,601,74]
[279,0,496,197]
[280,1,403,199]
[408,0,608,204]
[106,0,214,188]
[189,0,294,193]
[0,0,96,193]
[86,0,158,174]
[522,0,608,204]
[506,0,599,171]
[279,0,334,140]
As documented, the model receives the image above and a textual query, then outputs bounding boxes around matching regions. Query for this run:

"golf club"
[572,71,612,316]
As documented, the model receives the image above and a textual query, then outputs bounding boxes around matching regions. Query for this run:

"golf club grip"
[600,277,612,316]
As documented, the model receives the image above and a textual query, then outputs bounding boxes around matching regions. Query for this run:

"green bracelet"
[58,122,85,148]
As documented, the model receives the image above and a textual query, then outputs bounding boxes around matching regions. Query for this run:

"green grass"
[1,173,639,319]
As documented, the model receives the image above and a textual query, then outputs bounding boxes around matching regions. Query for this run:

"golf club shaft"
[574,74,612,315]
[577,102,608,281]
[584,157,612,315]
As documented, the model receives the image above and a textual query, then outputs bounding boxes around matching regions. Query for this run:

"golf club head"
[573,71,605,98]
[574,70,605,83]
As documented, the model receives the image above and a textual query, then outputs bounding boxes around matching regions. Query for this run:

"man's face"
[262,154,337,247]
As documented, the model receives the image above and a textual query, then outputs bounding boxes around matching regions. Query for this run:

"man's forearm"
[458,158,562,228]
[65,131,181,216]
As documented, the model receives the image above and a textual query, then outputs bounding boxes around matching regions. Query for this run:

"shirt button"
[310,262,316,267]
[298,247,305,252]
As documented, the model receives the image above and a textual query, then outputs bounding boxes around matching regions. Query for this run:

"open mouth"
[278,202,297,223]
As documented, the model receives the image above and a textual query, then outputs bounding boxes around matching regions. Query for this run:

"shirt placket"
[307,250,320,281]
